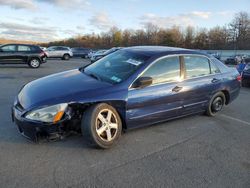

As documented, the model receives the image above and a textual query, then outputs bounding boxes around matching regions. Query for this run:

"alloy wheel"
[30,59,40,68]
[95,109,118,142]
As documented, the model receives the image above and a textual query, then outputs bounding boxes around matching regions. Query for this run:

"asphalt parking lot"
[0,58,250,188]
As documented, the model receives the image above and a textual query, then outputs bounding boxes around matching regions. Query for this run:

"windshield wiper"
[87,73,102,81]
[80,67,102,81]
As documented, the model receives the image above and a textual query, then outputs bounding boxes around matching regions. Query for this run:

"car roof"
[48,46,69,48]
[123,46,208,58]
[2,43,38,47]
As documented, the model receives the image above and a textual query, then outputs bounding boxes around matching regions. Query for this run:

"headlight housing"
[25,103,68,123]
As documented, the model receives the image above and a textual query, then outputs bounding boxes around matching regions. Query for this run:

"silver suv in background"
[45,46,73,60]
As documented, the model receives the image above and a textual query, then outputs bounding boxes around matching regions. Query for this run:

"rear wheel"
[81,103,122,149]
[28,58,40,68]
[62,54,70,60]
[206,92,225,116]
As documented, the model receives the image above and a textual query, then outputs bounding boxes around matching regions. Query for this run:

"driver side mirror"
[132,77,153,89]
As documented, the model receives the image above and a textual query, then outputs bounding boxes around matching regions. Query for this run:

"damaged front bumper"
[12,105,69,142]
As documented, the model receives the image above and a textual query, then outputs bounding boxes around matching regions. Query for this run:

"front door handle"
[172,86,183,92]
[211,78,220,83]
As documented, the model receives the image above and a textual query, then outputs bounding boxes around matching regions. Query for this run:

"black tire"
[81,103,122,149]
[206,91,226,116]
[28,58,41,68]
[62,54,70,60]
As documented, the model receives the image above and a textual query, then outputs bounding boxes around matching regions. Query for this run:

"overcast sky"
[0,0,249,42]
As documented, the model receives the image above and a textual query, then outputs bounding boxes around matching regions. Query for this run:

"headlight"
[25,103,68,123]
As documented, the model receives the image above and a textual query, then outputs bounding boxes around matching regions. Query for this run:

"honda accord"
[12,46,241,148]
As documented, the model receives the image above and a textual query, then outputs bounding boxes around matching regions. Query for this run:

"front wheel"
[81,103,122,149]
[28,58,41,68]
[206,92,226,116]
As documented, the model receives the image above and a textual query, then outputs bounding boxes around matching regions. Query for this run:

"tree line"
[42,12,250,50]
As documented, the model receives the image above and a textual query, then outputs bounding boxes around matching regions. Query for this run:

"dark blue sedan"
[12,46,241,148]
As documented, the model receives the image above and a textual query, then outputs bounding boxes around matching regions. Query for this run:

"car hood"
[18,69,112,110]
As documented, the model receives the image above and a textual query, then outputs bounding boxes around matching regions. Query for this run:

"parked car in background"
[39,46,47,51]
[243,55,250,63]
[242,63,250,87]
[207,52,221,60]
[12,46,241,148]
[45,46,73,60]
[0,44,46,68]
[90,47,122,63]
[224,56,237,66]
[225,54,250,66]
[71,47,92,58]
[88,49,106,59]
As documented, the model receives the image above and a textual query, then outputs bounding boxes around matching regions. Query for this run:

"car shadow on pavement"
[0,65,43,71]
[1,114,204,150]
[0,129,94,149]
[0,65,44,69]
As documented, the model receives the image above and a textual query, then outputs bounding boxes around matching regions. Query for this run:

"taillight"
[236,75,242,82]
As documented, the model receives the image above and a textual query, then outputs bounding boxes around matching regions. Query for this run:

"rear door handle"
[211,78,220,83]
[172,86,183,92]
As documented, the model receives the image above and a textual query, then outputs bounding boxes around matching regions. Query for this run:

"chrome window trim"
[128,53,219,91]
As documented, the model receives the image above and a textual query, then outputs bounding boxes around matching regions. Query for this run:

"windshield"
[83,50,150,84]
[95,50,106,55]
[103,48,117,55]
[245,63,250,70]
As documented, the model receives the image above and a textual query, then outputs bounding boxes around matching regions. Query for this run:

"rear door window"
[184,56,210,78]
[58,47,68,50]
[18,45,31,52]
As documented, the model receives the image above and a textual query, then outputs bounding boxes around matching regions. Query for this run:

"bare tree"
[184,26,195,48]
[208,26,228,50]
[144,23,159,45]
[43,11,250,50]
[229,12,250,50]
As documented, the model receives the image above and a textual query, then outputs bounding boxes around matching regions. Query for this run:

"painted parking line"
[220,114,250,126]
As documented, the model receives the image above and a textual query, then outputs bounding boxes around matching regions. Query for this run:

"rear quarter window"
[61,47,69,50]
[210,61,221,74]
[32,46,42,52]
[211,58,229,73]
